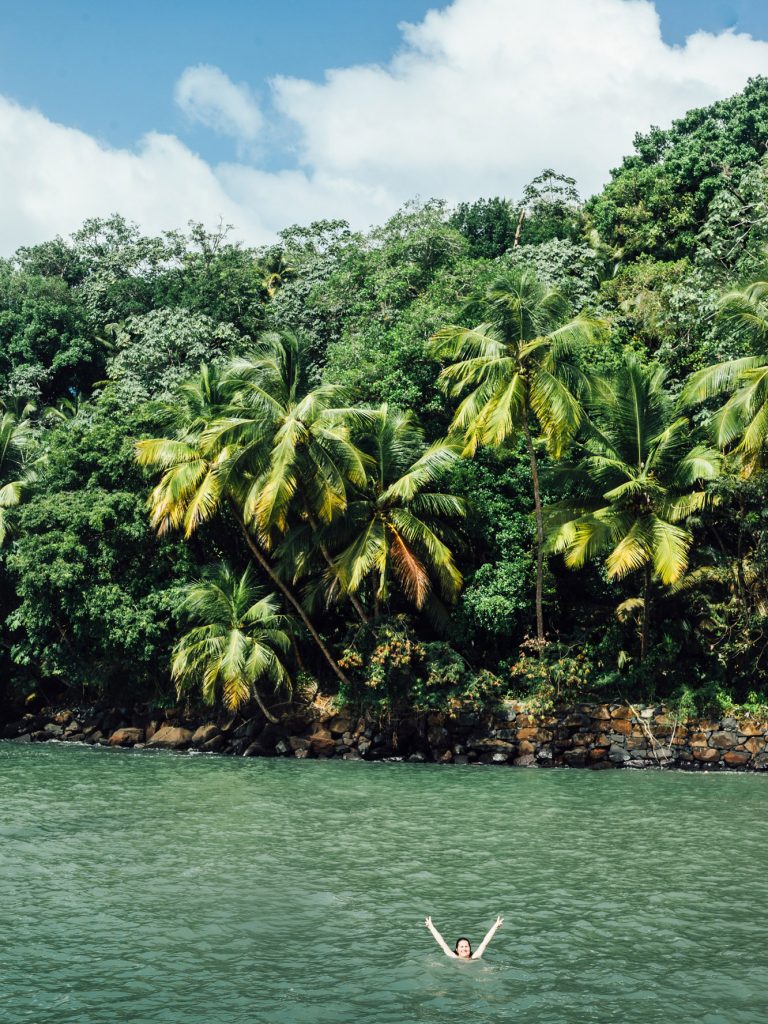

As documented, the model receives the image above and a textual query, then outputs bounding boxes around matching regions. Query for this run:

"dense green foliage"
[4,80,768,719]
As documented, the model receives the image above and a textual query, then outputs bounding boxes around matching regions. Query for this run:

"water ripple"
[2,743,767,1023]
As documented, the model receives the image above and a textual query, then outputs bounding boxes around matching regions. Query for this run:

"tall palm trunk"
[640,565,651,662]
[523,417,545,643]
[230,503,351,686]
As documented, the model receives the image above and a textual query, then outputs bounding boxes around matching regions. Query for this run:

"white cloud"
[272,0,768,201]
[1,0,768,254]
[174,64,263,140]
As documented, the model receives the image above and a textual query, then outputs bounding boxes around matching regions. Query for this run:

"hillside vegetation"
[3,78,768,720]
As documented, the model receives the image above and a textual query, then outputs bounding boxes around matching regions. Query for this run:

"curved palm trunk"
[523,418,546,644]
[305,507,369,624]
[251,688,279,724]
[230,504,351,686]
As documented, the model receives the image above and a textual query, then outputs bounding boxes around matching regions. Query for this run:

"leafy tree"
[6,398,195,696]
[549,353,720,659]
[513,169,583,247]
[172,563,291,718]
[449,197,518,259]
[448,447,535,658]
[0,264,97,402]
[107,308,243,403]
[589,76,768,260]
[430,267,601,641]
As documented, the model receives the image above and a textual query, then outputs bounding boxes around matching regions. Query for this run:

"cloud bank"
[174,64,263,141]
[1,0,767,254]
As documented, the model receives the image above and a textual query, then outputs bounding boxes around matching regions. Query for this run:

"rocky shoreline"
[3,700,768,770]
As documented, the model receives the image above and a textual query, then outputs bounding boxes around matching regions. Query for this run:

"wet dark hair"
[454,937,472,955]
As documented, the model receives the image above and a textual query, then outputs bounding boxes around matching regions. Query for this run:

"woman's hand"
[425,916,433,929]
[495,915,504,929]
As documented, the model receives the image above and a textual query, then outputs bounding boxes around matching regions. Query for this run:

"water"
[2,742,767,1024]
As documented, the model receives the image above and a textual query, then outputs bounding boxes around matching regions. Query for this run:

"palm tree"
[548,353,720,660]
[207,331,369,537]
[202,331,373,625]
[135,362,232,539]
[683,279,768,470]
[0,400,34,547]
[429,267,602,641]
[258,249,296,299]
[172,563,291,719]
[136,354,357,684]
[323,405,466,618]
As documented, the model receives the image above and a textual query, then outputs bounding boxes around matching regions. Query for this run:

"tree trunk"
[522,418,545,644]
[305,508,369,624]
[230,504,351,686]
[251,688,279,724]
[640,565,651,662]
[513,207,526,248]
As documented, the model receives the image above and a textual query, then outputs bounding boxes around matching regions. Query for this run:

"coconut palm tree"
[683,279,768,470]
[136,355,357,684]
[0,400,34,547]
[321,405,465,618]
[201,331,373,625]
[172,563,291,719]
[548,353,721,659]
[429,267,602,641]
[206,331,370,538]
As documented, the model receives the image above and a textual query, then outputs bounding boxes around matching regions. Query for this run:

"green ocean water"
[2,741,767,1023]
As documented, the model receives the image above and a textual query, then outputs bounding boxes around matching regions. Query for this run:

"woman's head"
[454,937,472,959]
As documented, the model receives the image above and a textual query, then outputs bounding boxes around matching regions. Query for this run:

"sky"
[0,0,767,253]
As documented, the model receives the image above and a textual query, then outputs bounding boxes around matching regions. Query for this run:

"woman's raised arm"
[425,916,456,958]
[472,915,503,959]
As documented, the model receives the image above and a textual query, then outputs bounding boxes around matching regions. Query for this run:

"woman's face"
[455,939,471,959]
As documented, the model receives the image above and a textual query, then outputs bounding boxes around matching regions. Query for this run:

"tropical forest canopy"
[3,76,768,720]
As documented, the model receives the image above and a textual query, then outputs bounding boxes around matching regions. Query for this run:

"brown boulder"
[145,725,193,750]
[709,730,738,749]
[328,716,351,737]
[308,730,336,757]
[610,720,632,736]
[192,723,220,747]
[743,736,764,755]
[610,705,634,720]
[692,747,720,762]
[201,734,224,753]
[590,706,612,721]
[723,750,751,766]
[738,722,767,737]
[108,727,144,747]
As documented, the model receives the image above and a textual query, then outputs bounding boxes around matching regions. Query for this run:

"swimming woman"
[424,915,503,959]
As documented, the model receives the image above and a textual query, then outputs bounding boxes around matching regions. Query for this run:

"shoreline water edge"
[3,700,768,770]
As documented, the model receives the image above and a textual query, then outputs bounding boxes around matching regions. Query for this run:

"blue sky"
[1,0,766,167]
[0,0,767,251]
